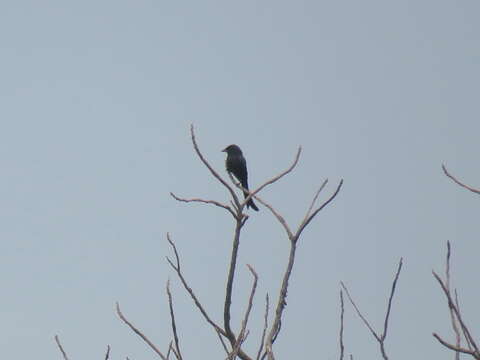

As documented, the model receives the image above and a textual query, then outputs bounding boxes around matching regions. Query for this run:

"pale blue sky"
[1,1,479,359]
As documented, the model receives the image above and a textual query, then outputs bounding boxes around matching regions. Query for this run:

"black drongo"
[222,144,259,211]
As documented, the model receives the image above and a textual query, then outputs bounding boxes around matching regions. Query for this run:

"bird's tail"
[243,191,259,211]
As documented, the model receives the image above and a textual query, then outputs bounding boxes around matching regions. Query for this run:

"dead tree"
[54,125,343,359]
[166,125,343,359]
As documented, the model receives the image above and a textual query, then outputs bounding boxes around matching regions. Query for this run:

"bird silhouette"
[222,144,259,211]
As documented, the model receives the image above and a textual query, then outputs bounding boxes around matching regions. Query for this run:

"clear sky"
[1,1,479,359]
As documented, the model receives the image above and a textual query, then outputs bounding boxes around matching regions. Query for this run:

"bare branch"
[170,192,236,218]
[340,282,380,342]
[445,241,461,360]
[167,233,182,271]
[442,164,480,194]
[190,125,241,209]
[295,179,344,241]
[229,265,259,360]
[256,294,269,360]
[433,271,479,353]
[222,220,254,360]
[168,341,180,360]
[225,146,301,215]
[433,333,479,357]
[242,265,259,335]
[217,329,230,354]
[382,258,403,340]
[169,128,342,360]
[341,259,402,360]
[54,335,70,360]
[454,290,473,351]
[116,302,168,360]
[104,345,111,360]
[166,234,226,337]
[223,218,243,343]
[304,179,329,219]
[253,195,294,240]
[265,240,298,359]
[240,147,302,209]
[339,290,345,360]
[166,280,183,360]
[262,179,343,359]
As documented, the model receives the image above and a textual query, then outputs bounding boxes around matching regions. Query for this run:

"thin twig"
[256,294,269,360]
[238,147,302,209]
[454,290,473,351]
[169,341,180,360]
[339,290,345,360]
[253,195,293,240]
[116,302,168,360]
[166,342,173,360]
[446,241,461,360]
[217,329,230,354]
[382,258,403,340]
[442,164,480,194]
[433,271,479,354]
[166,234,226,336]
[104,345,111,360]
[54,335,70,360]
[341,258,403,360]
[170,192,236,218]
[190,125,241,209]
[433,333,479,357]
[167,280,183,360]
[295,179,344,241]
[304,179,329,219]
[340,282,380,342]
[229,265,259,360]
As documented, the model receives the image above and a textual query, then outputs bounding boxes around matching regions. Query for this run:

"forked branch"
[189,125,242,210]
[239,147,302,210]
[341,258,403,360]
[166,234,226,337]
[262,179,343,360]
[432,242,480,359]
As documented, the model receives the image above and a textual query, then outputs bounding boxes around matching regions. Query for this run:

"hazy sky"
[1,1,479,359]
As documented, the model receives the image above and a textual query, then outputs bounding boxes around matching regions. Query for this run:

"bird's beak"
[221,148,226,152]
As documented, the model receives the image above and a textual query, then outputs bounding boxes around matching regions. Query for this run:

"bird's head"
[222,144,243,155]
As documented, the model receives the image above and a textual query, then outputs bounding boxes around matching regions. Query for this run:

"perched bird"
[222,144,259,211]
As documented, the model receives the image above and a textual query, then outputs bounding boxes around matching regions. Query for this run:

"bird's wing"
[229,155,249,189]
